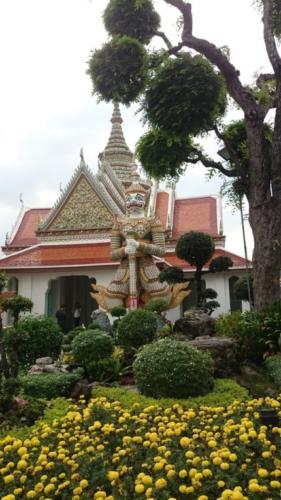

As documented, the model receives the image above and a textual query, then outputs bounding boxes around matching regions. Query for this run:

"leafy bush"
[133,338,214,398]
[94,378,248,410]
[87,36,147,104]
[103,0,160,44]
[110,306,127,318]
[72,330,114,366]
[265,355,281,390]
[11,316,63,366]
[142,54,226,136]
[20,372,82,399]
[87,321,105,331]
[216,306,281,363]
[144,298,168,313]
[117,309,157,349]
[158,266,185,284]
[87,350,122,383]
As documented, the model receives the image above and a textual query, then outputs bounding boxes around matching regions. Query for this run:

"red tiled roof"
[165,247,251,270]
[0,243,114,269]
[172,197,218,239]
[9,208,51,247]
[155,191,169,228]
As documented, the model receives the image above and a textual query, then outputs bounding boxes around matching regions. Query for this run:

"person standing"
[55,304,66,332]
[73,301,81,328]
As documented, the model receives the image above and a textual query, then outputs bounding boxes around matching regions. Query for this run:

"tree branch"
[263,0,281,76]
[164,0,261,121]
[187,147,238,177]
[256,73,276,88]
[154,30,173,49]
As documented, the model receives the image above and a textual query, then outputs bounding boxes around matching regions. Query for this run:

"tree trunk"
[195,268,203,307]
[250,198,281,310]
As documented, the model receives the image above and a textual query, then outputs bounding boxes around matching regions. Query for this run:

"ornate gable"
[48,175,113,231]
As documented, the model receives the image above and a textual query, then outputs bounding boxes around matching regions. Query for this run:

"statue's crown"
[125,182,148,196]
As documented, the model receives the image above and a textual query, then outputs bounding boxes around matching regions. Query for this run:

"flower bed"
[0,395,281,499]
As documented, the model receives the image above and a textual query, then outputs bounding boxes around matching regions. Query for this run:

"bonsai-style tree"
[175,231,232,311]
[1,295,33,325]
[88,0,281,311]
[234,276,254,306]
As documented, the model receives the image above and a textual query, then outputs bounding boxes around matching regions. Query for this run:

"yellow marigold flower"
[220,462,230,471]
[232,492,244,500]
[35,482,44,492]
[17,459,27,470]
[185,450,195,459]
[258,468,269,478]
[270,480,281,488]
[179,485,187,494]
[13,489,23,496]
[80,479,89,489]
[198,496,208,500]
[142,475,153,485]
[155,478,167,489]
[135,484,145,494]
[179,469,188,478]
[262,451,271,458]
[94,492,107,499]
[229,453,237,462]
[248,483,261,493]
[26,491,37,499]
[2,495,16,500]
[20,474,27,484]
[167,469,176,480]
[202,468,212,477]
[180,437,191,447]
[4,474,14,484]
[218,481,225,488]
[221,490,234,499]
[44,483,55,494]
[107,470,119,481]
[207,439,217,448]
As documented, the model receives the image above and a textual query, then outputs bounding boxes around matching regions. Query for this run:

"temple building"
[0,104,250,327]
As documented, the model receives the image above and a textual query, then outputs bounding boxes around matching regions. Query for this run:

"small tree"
[175,231,232,310]
[1,295,33,325]
[234,276,254,305]
[159,266,185,284]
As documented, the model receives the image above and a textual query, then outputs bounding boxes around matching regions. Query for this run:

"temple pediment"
[37,158,124,238]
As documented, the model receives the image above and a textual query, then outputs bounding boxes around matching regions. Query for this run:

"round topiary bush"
[72,330,114,366]
[133,338,214,398]
[117,309,158,349]
[103,0,160,44]
[87,36,147,104]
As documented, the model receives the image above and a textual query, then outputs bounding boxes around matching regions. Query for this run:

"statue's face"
[126,192,146,213]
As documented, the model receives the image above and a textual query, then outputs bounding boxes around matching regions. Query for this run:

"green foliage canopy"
[158,266,185,284]
[103,0,160,44]
[1,295,33,324]
[133,338,214,398]
[87,36,147,104]
[72,330,114,366]
[209,256,233,273]
[117,309,157,349]
[142,54,227,136]
[176,231,215,269]
[135,128,194,179]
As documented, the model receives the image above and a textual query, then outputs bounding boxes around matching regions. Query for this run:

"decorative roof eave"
[39,156,123,232]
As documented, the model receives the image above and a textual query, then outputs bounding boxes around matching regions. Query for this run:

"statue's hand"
[125,238,139,256]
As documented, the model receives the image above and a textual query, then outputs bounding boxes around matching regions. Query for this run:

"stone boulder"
[36,357,53,365]
[174,309,215,339]
[187,335,237,377]
[90,309,112,334]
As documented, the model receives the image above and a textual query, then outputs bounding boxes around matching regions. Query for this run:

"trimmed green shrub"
[133,338,214,398]
[94,378,248,410]
[117,309,157,349]
[265,355,281,390]
[144,298,168,313]
[72,330,114,366]
[11,316,63,366]
[1,295,33,324]
[103,0,160,44]
[111,306,127,318]
[87,322,105,331]
[20,372,82,399]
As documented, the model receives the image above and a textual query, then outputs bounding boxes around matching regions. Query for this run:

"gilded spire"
[102,102,139,183]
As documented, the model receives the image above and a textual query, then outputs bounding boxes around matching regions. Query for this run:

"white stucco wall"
[5,267,250,324]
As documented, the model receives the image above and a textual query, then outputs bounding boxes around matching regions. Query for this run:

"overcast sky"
[0,0,273,258]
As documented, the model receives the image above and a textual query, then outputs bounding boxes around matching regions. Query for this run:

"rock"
[174,309,215,339]
[90,309,112,333]
[36,357,53,365]
[42,365,61,374]
[188,335,237,377]
[70,379,92,401]
[28,365,44,375]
